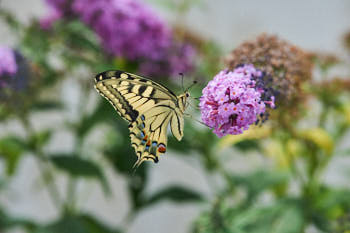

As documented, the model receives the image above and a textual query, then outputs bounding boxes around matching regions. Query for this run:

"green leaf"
[35,214,121,233]
[145,186,203,207]
[50,155,110,194]
[270,205,304,233]
[230,170,289,202]
[230,200,304,233]
[0,136,27,175]
[56,20,100,52]
[234,139,260,151]
[21,23,50,63]
[0,9,22,31]
[310,186,350,231]
[32,100,64,111]
[28,130,52,151]
[0,206,38,231]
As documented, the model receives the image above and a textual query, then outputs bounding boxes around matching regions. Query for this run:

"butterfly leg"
[184,113,208,127]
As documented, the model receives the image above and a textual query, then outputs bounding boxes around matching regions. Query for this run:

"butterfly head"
[177,91,190,113]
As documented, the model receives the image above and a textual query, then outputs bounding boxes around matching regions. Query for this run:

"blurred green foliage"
[0,2,350,233]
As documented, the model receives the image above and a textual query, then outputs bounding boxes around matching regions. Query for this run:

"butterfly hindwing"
[170,109,184,141]
[94,70,187,166]
[129,108,171,166]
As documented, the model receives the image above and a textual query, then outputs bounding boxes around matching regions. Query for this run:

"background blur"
[1,1,350,233]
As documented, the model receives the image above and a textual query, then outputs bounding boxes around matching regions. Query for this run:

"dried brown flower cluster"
[225,34,313,120]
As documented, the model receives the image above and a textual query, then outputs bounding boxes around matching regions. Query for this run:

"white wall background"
[1,1,350,233]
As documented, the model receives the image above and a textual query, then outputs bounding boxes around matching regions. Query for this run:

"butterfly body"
[94,70,188,166]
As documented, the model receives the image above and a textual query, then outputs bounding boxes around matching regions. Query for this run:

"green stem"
[66,177,78,213]
[287,146,306,187]
[65,136,83,213]
[35,157,62,210]
[20,115,62,210]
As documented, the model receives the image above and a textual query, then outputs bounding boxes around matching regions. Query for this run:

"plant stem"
[20,115,63,210]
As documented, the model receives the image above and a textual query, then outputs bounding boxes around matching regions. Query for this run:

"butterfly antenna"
[179,73,185,92]
[184,113,208,127]
[185,80,197,92]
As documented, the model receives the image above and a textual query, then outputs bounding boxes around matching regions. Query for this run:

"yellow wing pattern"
[94,70,187,166]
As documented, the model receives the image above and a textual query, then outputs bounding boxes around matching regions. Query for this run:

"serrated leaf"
[145,186,203,207]
[50,155,110,194]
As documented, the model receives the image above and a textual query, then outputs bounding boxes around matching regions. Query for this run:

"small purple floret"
[0,47,17,78]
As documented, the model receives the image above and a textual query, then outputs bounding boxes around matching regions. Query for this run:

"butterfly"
[94,70,190,167]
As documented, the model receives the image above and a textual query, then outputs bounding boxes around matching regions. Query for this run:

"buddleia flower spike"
[199,64,275,137]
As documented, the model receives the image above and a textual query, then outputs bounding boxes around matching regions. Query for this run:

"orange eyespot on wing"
[157,143,166,153]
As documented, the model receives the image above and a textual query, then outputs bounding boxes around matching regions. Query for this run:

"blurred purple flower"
[0,47,31,94]
[200,64,275,137]
[0,47,17,76]
[40,7,62,30]
[42,0,196,77]
[0,47,17,87]
[72,0,172,61]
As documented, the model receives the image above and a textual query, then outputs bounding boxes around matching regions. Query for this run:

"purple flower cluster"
[41,0,195,77]
[0,46,17,87]
[200,64,275,137]
[72,0,172,61]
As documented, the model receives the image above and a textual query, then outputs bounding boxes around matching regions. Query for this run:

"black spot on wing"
[138,85,147,95]
[128,108,139,122]
[127,85,133,93]
[150,88,155,98]
[146,155,159,163]
[94,70,125,82]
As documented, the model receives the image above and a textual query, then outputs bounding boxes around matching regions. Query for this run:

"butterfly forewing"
[94,70,186,166]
